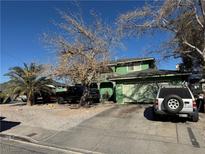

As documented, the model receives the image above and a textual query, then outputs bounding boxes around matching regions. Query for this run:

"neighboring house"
[52,81,68,93]
[200,79,205,92]
[99,57,190,104]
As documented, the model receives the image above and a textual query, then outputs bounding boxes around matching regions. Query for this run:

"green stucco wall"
[111,66,115,72]
[115,66,127,75]
[141,63,149,70]
[116,84,123,103]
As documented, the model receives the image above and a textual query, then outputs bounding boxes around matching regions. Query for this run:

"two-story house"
[99,57,190,104]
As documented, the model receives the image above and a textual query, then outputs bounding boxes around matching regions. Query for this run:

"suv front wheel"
[57,97,64,104]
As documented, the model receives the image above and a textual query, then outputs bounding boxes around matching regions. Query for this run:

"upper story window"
[127,63,141,72]
[128,65,134,71]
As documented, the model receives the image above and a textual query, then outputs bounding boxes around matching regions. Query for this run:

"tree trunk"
[79,86,89,107]
[27,98,32,106]
[27,93,33,106]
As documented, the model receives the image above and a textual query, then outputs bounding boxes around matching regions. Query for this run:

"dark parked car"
[56,85,100,104]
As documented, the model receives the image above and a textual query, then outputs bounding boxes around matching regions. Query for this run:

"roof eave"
[109,73,191,81]
[108,58,155,66]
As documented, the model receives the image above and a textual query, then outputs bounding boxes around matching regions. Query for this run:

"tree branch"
[183,40,203,56]
[193,6,204,28]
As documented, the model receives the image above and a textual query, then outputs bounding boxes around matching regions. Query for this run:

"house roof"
[109,69,191,81]
[108,57,155,66]
[51,80,67,87]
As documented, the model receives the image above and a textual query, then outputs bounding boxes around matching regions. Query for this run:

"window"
[159,88,192,99]
[134,65,141,71]
[127,63,141,71]
[128,65,134,71]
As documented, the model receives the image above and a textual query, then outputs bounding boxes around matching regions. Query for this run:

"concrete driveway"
[43,105,205,154]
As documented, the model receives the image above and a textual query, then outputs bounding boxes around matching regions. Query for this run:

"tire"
[192,111,199,122]
[152,107,157,119]
[94,98,100,103]
[163,95,183,114]
[197,99,204,112]
[57,97,64,104]
[21,98,27,102]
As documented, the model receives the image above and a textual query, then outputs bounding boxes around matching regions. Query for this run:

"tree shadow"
[144,106,189,123]
[10,102,26,107]
[0,117,6,120]
[10,99,57,106]
[118,83,158,104]
[0,117,21,132]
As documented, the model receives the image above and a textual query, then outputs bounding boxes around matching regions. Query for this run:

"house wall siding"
[115,66,127,75]
[116,84,123,103]
[141,63,149,70]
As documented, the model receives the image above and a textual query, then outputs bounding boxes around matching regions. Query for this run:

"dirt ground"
[196,113,205,140]
[0,102,114,131]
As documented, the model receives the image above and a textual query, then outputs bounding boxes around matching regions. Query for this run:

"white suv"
[154,86,199,122]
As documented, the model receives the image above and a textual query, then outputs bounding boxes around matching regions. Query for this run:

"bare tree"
[117,0,205,73]
[44,9,117,105]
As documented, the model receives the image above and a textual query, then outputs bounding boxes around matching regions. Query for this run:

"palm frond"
[5,63,53,105]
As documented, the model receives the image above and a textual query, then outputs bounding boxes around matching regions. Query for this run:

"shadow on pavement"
[0,117,21,132]
[10,102,26,107]
[0,117,6,120]
[144,106,189,123]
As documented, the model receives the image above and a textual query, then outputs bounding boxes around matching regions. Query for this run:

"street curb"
[0,133,103,154]
[0,133,38,143]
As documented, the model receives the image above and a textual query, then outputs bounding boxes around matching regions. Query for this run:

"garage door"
[122,83,158,103]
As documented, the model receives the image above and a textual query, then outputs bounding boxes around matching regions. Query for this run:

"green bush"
[0,92,11,104]
[0,92,6,103]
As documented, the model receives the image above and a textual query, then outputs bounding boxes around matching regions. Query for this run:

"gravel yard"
[0,102,114,131]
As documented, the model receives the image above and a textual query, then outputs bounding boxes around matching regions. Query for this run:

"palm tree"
[5,63,53,106]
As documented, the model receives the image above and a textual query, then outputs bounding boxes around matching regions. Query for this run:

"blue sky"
[1,0,181,83]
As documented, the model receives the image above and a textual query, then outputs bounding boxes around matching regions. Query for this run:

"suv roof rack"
[159,81,188,88]
[160,85,187,88]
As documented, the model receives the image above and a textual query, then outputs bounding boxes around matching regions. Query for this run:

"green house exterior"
[99,58,155,101]
[108,58,155,75]
[99,57,190,104]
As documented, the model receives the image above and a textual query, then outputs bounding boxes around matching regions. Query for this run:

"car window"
[159,88,192,99]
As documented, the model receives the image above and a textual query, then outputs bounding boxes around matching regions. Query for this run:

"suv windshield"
[159,88,192,99]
